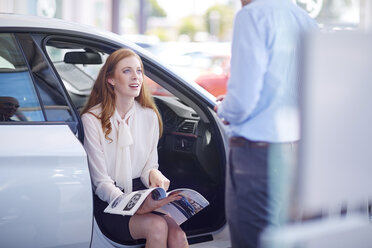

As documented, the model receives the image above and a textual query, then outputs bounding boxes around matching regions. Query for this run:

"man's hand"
[149,169,170,191]
[136,191,181,215]
[216,95,225,102]
[213,95,225,112]
[214,95,230,125]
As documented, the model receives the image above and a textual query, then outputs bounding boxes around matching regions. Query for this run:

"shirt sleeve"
[218,8,269,124]
[82,113,123,204]
[140,111,160,187]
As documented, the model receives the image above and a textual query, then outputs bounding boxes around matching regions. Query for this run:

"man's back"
[218,0,317,142]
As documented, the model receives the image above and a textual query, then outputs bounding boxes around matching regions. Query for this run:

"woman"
[81,48,188,247]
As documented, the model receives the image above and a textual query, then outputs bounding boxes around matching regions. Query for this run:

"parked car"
[194,53,230,98]
[0,14,230,248]
[147,42,230,97]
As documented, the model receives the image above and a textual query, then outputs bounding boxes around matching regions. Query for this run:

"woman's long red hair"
[81,48,163,141]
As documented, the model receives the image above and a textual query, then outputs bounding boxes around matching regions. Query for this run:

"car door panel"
[0,125,92,248]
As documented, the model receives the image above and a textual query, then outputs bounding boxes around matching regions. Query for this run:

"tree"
[178,16,203,41]
[204,4,234,40]
[148,0,167,17]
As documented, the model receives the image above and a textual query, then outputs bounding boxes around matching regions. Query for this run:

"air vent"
[178,121,195,134]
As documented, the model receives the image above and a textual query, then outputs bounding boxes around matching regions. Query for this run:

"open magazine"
[104,188,209,225]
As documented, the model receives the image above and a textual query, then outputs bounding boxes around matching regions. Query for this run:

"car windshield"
[46,46,107,96]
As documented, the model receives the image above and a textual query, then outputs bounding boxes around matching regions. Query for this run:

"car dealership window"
[0,33,44,122]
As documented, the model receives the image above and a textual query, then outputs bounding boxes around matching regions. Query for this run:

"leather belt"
[229,136,269,148]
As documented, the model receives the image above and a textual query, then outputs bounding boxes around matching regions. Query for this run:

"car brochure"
[104,187,209,225]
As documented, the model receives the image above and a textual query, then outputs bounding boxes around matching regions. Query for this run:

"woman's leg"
[129,213,168,248]
[163,215,189,248]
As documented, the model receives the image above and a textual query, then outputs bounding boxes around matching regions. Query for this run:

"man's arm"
[217,8,268,125]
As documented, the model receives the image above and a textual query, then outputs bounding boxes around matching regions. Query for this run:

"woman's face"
[108,55,143,99]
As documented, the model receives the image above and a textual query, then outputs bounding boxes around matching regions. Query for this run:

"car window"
[16,34,75,122]
[46,43,110,112]
[0,33,44,122]
[146,77,172,97]
[45,41,171,111]
[47,46,107,94]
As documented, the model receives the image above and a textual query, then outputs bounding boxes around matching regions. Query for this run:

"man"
[0,96,20,121]
[215,0,317,247]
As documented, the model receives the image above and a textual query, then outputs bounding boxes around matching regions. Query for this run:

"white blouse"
[81,101,160,204]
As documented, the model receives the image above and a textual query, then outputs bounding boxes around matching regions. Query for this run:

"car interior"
[44,37,226,245]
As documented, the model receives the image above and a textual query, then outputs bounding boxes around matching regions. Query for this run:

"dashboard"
[154,96,201,153]
[154,95,200,133]
[153,95,223,200]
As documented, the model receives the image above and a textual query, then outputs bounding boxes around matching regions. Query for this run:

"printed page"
[159,188,209,225]
[104,188,156,216]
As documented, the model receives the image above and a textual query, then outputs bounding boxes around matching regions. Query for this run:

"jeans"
[226,137,297,248]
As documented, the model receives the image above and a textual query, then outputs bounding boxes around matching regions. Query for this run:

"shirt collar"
[112,101,137,129]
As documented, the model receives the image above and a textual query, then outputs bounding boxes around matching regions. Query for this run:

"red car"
[194,54,230,97]
[147,42,231,97]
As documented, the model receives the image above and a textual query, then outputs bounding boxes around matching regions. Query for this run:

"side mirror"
[64,51,102,64]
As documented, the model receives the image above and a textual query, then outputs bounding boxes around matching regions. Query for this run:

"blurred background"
[0,0,369,97]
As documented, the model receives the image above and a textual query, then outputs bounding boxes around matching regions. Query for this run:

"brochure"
[104,187,209,225]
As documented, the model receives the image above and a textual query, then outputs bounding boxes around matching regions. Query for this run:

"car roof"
[0,13,98,32]
[0,13,216,104]
[0,13,126,44]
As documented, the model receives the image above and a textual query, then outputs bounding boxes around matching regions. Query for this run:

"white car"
[0,14,230,248]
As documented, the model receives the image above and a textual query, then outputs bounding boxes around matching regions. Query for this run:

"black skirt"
[94,178,147,244]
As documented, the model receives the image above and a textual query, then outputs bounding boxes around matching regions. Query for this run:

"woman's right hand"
[149,169,170,191]
[136,192,181,215]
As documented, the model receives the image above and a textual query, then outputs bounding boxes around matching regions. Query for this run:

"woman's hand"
[149,169,170,191]
[136,191,181,215]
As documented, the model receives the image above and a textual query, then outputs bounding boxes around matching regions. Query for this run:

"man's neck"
[241,0,252,7]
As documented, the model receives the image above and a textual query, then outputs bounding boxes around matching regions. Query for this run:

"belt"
[229,136,269,148]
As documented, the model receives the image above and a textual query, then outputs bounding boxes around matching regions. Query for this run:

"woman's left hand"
[149,169,170,191]
[136,191,181,214]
